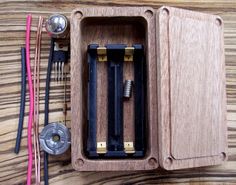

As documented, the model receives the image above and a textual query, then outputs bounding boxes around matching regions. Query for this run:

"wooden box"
[70,6,227,171]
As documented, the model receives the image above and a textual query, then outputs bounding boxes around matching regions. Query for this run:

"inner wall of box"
[80,17,148,158]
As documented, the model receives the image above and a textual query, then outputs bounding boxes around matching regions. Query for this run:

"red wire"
[25,14,33,185]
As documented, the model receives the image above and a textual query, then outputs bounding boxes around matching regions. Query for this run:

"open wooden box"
[71,6,227,171]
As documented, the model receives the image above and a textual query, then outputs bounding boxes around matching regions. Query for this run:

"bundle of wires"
[33,16,43,185]
[16,14,52,185]
[24,14,44,185]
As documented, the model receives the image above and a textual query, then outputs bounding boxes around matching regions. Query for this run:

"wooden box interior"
[80,17,146,152]
[71,7,158,171]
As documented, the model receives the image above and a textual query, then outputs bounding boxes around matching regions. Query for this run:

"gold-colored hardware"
[97,47,107,62]
[97,142,107,154]
[124,47,134,62]
[124,142,135,154]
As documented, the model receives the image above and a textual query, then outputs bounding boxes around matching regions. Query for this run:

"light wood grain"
[157,6,227,170]
[0,0,236,185]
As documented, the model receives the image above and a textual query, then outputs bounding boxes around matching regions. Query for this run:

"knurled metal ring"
[39,122,71,155]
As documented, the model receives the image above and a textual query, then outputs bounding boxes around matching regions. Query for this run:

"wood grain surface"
[156,6,227,170]
[0,0,236,184]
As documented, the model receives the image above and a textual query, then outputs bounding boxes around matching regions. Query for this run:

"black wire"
[44,38,54,185]
[14,47,26,154]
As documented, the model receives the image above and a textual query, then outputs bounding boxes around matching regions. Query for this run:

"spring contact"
[123,80,133,98]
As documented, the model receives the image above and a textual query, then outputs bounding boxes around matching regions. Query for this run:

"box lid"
[156,6,227,170]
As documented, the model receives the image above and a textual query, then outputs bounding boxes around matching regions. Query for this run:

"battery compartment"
[80,17,147,159]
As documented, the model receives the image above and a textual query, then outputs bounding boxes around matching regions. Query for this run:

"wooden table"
[0,0,235,184]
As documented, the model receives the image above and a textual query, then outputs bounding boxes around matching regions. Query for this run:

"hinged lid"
[156,6,227,170]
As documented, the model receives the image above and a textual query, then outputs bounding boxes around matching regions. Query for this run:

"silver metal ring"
[40,122,71,155]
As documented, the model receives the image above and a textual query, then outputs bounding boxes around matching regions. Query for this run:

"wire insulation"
[33,19,39,184]
[14,47,26,154]
[36,16,43,185]
[33,16,43,185]
[25,14,33,185]
[43,38,54,185]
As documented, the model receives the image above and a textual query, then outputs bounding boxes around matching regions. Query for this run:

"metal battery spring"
[123,80,133,98]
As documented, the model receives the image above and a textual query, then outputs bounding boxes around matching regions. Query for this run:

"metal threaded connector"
[39,122,71,155]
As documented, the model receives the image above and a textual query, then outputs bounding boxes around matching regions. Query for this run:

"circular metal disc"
[45,14,69,38]
[40,122,71,155]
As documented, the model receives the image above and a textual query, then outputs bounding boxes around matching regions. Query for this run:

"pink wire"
[25,14,33,185]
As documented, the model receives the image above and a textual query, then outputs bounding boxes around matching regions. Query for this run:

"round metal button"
[45,14,69,38]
